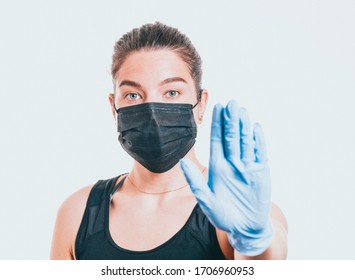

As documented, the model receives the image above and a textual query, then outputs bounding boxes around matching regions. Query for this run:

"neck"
[128,148,205,194]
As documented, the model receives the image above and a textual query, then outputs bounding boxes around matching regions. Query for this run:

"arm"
[50,186,92,260]
[181,100,288,259]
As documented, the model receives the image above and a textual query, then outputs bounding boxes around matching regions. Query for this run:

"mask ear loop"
[192,89,203,109]
[113,95,119,113]
[193,89,204,122]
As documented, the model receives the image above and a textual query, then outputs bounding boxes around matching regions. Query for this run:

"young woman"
[50,22,288,260]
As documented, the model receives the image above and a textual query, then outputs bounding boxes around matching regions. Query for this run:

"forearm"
[234,218,288,260]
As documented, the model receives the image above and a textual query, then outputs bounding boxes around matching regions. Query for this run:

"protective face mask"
[115,102,198,173]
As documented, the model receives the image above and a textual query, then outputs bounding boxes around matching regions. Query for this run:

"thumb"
[180,159,213,210]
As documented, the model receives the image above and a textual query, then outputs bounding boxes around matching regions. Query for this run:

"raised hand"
[180,100,273,256]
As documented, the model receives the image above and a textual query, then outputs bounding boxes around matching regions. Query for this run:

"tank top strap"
[109,174,128,201]
[74,174,126,258]
[186,205,224,253]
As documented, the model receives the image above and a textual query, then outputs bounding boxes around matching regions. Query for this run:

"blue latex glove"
[180,100,273,257]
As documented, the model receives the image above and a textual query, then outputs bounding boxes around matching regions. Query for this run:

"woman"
[50,22,288,260]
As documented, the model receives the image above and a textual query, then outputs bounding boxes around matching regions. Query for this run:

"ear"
[197,89,208,124]
[108,93,117,120]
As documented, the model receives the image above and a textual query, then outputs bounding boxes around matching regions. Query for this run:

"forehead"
[115,49,193,83]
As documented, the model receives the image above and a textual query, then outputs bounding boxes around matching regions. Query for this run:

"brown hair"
[111,22,203,100]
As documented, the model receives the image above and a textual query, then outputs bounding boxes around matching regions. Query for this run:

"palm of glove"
[181,100,273,256]
[207,154,271,236]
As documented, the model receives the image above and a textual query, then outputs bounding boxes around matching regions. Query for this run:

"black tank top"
[75,175,226,260]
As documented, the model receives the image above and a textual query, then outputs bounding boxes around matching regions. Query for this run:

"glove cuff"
[227,221,274,257]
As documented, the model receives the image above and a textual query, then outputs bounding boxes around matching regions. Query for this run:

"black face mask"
[115,102,198,173]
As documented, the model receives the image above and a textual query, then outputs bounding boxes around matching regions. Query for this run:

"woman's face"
[109,49,207,124]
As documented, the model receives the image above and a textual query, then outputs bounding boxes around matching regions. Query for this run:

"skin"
[50,49,288,260]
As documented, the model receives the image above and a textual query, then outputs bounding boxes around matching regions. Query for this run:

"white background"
[0,0,354,259]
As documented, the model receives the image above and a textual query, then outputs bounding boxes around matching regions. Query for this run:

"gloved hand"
[180,100,273,257]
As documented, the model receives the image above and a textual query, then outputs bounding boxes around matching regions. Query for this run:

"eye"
[125,92,141,101]
[165,90,180,98]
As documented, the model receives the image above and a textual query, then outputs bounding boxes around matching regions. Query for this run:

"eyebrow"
[159,77,187,86]
[118,77,187,88]
[119,80,142,88]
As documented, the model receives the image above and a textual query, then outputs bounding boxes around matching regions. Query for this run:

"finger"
[253,123,268,163]
[239,107,255,163]
[180,159,214,210]
[210,104,225,162]
[223,100,241,164]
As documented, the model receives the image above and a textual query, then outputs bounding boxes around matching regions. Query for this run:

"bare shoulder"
[58,185,93,222]
[50,184,94,260]
[270,202,288,232]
